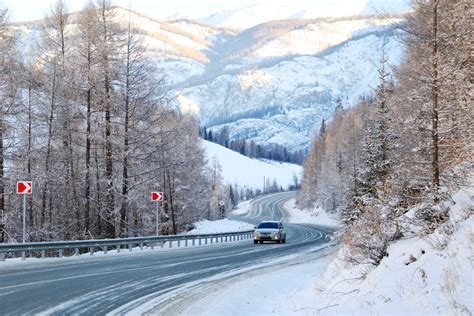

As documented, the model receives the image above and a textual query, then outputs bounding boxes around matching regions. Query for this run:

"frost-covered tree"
[298,0,472,265]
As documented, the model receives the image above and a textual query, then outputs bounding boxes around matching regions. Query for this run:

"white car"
[253,221,286,244]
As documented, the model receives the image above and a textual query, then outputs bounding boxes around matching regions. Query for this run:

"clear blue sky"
[3,0,316,22]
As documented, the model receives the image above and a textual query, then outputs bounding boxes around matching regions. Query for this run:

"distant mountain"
[14,6,407,152]
[172,15,406,151]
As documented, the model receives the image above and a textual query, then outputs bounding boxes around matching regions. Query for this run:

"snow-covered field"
[203,140,302,190]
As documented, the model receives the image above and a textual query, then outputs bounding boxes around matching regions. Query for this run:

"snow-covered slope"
[310,184,474,315]
[203,140,302,190]
[175,18,405,150]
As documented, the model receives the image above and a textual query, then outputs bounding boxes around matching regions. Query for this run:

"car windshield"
[258,222,279,229]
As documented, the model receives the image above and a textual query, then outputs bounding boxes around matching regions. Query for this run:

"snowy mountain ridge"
[14,5,407,152]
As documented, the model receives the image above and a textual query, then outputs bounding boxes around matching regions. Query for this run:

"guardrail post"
[199,238,201,245]
[192,239,195,246]
[140,243,144,250]
[0,253,4,261]
[75,248,79,256]
[150,243,154,250]
[22,251,26,260]
[210,237,213,244]
[177,240,180,247]
[59,249,63,258]
[185,239,188,247]
[41,250,45,259]
[169,241,172,248]
[129,244,132,252]
[225,236,228,242]
[90,247,94,255]
[205,238,208,245]
[103,246,108,254]
[117,245,121,253]
[161,242,164,248]
[220,236,223,243]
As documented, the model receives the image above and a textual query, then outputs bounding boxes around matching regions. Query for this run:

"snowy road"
[0,192,335,315]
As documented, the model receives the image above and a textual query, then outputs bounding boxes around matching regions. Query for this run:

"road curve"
[0,192,335,315]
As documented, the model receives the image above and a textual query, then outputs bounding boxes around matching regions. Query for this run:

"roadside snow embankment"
[307,184,474,315]
[188,218,254,234]
[284,198,340,227]
[230,200,251,216]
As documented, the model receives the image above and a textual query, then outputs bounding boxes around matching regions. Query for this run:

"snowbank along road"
[0,192,336,315]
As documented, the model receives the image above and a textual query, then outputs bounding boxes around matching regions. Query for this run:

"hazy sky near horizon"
[3,0,318,22]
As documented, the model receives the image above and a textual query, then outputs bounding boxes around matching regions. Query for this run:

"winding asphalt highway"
[0,192,336,315]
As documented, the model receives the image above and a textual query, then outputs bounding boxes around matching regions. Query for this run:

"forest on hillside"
[298,0,472,265]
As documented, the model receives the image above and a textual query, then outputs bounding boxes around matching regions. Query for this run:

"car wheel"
[254,240,258,244]
[259,240,263,244]
[277,240,281,244]
[282,239,286,244]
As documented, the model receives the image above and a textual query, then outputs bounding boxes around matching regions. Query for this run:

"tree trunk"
[167,171,177,235]
[94,143,102,237]
[120,20,132,238]
[27,86,33,226]
[120,97,129,237]
[431,0,440,201]
[42,64,57,225]
[0,115,4,215]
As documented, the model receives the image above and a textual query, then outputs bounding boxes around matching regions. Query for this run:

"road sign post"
[0,210,5,243]
[151,192,164,236]
[23,194,26,243]
[17,181,33,243]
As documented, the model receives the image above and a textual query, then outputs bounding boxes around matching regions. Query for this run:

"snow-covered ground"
[188,218,254,234]
[309,183,474,315]
[175,250,333,315]
[203,140,302,190]
[285,198,340,227]
[230,199,252,216]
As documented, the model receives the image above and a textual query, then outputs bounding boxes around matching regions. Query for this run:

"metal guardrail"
[0,230,254,262]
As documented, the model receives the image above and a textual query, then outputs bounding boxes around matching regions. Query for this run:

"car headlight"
[254,231,260,237]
